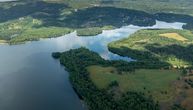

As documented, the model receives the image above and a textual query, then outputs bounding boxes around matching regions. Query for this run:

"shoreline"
[0,20,186,46]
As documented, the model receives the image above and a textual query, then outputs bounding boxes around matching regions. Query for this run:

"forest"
[0,1,193,44]
[52,47,193,110]
[1,0,193,110]
[0,1,157,44]
[52,48,159,110]
[43,0,193,16]
[108,29,193,68]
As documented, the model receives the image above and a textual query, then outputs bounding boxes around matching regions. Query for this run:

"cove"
[0,21,185,110]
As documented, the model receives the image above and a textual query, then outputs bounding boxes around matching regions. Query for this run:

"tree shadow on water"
[109,46,171,69]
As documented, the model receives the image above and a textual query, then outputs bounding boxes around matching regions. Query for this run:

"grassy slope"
[10,27,72,44]
[0,1,75,44]
[87,65,181,102]
[108,29,193,67]
[0,17,72,44]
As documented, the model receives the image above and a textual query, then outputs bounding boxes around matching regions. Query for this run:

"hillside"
[108,29,193,68]
[53,48,193,110]
[0,0,193,44]
[0,1,157,44]
[43,0,193,16]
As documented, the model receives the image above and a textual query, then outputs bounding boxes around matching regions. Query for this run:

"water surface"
[0,21,185,110]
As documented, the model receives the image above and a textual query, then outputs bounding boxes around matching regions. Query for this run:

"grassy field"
[9,27,72,44]
[159,33,188,41]
[87,65,181,102]
[0,17,73,44]
[108,29,193,68]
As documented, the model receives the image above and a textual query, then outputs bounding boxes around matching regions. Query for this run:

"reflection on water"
[0,21,185,110]
[40,20,185,61]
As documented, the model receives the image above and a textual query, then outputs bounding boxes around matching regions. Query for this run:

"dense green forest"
[53,48,193,110]
[0,0,193,44]
[43,0,193,16]
[154,13,193,30]
[52,48,159,110]
[0,1,157,44]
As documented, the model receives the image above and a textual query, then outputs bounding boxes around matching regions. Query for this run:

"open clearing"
[0,40,7,44]
[87,65,181,102]
[159,33,188,41]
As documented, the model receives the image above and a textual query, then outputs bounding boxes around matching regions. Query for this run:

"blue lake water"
[0,21,185,110]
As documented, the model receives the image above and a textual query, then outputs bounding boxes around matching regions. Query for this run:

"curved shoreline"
[0,20,186,110]
[1,6,193,45]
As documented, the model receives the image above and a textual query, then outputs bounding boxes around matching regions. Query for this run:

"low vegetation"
[87,65,181,102]
[76,27,103,36]
[159,33,188,41]
[10,27,72,44]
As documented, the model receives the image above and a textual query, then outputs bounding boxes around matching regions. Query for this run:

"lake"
[0,21,185,110]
